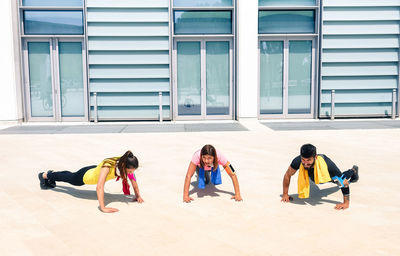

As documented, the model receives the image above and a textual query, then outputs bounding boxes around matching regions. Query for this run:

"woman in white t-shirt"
[183,144,242,203]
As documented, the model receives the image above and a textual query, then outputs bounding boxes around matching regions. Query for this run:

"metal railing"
[330,89,397,120]
[91,91,164,123]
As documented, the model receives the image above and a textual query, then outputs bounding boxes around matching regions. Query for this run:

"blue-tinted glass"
[59,42,85,117]
[174,0,233,7]
[22,0,83,6]
[24,11,84,35]
[259,11,315,34]
[28,42,53,117]
[259,0,316,6]
[260,41,284,115]
[174,11,232,35]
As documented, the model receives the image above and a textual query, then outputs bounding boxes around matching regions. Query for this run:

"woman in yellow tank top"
[38,150,144,213]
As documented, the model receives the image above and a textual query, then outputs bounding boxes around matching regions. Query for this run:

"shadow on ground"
[189,181,235,198]
[49,185,134,205]
[282,182,341,206]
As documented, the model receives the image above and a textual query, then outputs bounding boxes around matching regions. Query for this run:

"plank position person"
[281,144,359,210]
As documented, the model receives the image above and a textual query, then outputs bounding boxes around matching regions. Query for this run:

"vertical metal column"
[392,89,397,119]
[331,90,335,120]
[93,92,98,123]
[159,92,163,122]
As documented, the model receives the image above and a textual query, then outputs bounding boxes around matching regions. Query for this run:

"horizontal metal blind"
[320,0,399,117]
[87,0,170,120]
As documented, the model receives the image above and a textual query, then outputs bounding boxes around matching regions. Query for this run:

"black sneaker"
[351,165,359,183]
[46,170,56,188]
[38,172,50,189]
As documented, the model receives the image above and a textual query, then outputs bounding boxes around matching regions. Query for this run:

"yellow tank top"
[83,157,120,185]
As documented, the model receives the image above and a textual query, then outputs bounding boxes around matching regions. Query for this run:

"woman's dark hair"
[200,144,218,170]
[117,150,139,179]
[300,144,317,158]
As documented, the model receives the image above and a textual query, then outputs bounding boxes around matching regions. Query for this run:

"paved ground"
[0,119,399,256]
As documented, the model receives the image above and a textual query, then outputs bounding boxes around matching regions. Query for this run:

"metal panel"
[87,22,169,36]
[320,2,399,118]
[90,79,170,92]
[321,89,394,103]
[323,0,400,7]
[87,3,170,120]
[322,49,398,63]
[87,8,169,22]
[323,35,399,49]
[320,103,393,116]
[321,76,398,90]
[88,37,169,50]
[89,65,170,79]
[88,51,169,65]
[321,63,398,76]
[323,7,400,21]
[90,92,170,106]
[87,0,169,8]
[323,21,400,35]
[90,106,170,119]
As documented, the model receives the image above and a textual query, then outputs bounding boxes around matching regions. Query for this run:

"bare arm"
[130,178,144,203]
[224,162,242,201]
[281,166,297,202]
[183,162,197,203]
[96,167,118,213]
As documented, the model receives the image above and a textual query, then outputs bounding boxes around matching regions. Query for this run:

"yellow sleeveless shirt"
[83,157,120,185]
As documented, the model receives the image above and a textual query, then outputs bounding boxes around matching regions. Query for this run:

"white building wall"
[0,0,20,121]
[237,0,258,118]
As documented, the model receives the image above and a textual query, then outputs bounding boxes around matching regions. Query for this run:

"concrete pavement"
[0,119,399,256]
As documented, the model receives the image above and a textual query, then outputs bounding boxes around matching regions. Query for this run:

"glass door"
[259,38,315,118]
[174,39,233,120]
[23,38,88,121]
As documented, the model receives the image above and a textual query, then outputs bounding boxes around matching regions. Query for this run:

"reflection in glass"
[28,42,53,117]
[59,42,84,117]
[259,0,316,6]
[259,11,315,34]
[24,11,84,35]
[177,42,201,115]
[288,41,312,114]
[174,0,233,7]
[206,42,230,115]
[22,0,83,6]
[260,41,283,114]
[174,11,232,35]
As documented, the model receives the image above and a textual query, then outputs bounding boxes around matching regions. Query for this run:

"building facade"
[2,0,399,122]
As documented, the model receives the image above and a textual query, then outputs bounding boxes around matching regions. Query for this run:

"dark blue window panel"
[174,11,232,35]
[22,0,83,6]
[24,11,84,35]
[259,11,315,34]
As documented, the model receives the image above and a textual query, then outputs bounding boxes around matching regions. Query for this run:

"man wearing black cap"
[281,144,359,210]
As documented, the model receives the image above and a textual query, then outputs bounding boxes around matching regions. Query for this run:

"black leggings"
[47,165,97,186]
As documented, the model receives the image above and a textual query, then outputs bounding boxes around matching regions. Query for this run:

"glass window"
[59,42,85,117]
[22,0,83,6]
[259,0,316,6]
[288,40,312,114]
[174,11,232,35]
[174,0,233,7]
[177,42,201,116]
[260,41,284,114]
[259,11,315,34]
[24,11,84,35]
[206,41,230,115]
[28,42,53,117]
